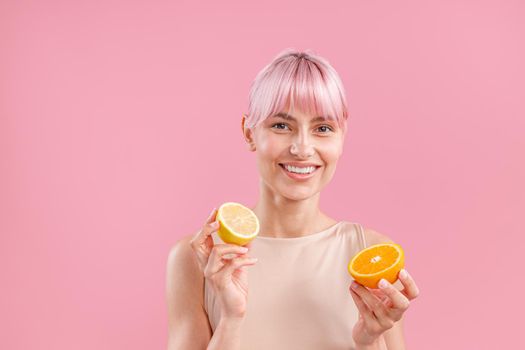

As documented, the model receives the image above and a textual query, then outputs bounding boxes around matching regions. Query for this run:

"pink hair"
[245,48,349,132]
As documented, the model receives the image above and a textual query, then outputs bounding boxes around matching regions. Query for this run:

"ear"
[242,114,256,152]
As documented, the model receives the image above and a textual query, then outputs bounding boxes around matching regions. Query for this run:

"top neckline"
[254,221,346,243]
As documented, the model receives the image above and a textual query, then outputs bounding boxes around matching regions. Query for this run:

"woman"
[166,49,420,350]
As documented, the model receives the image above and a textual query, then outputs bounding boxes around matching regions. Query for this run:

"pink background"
[1,0,523,349]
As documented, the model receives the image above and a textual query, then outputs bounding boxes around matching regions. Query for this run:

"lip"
[279,163,320,180]
[279,162,321,167]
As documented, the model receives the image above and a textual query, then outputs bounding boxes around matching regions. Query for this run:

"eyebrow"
[271,112,331,123]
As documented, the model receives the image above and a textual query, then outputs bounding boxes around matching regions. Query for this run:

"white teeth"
[283,165,316,174]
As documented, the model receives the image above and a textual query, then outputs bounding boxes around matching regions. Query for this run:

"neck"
[250,180,336,238]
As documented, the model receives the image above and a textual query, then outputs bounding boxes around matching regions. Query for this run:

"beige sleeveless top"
[204,221,368,350]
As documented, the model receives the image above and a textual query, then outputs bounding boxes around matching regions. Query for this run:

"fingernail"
[351,281,359,289]
[400,269,408,279]
[379,279,389,289]
[241,247,248,252]
[212,221,219,228]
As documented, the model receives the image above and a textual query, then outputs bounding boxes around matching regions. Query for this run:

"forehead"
[269,112,333,123]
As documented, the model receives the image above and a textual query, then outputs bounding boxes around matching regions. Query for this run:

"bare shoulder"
[166,231,202,295]
[166,231,212,349]
[167,233,198,264]
[362,226,396,246]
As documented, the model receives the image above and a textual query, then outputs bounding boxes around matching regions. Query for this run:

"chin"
[278,187,320,201]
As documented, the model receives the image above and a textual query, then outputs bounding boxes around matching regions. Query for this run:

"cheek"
[320,142,344,163]
[256,134,284,158]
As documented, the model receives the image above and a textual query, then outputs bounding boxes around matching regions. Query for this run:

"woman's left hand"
[349,269,420,346]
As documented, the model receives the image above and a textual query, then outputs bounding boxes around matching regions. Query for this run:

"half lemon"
[216,202,260,246]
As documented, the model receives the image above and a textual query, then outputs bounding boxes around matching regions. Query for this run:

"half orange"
[348,243,405,289]
[216,202,259,246]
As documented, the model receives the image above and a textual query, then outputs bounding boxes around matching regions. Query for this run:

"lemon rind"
[217,202,260,239]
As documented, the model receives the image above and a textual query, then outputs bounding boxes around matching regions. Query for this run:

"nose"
[290,133,315,158]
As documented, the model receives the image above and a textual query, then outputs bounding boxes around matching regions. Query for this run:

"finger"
[349,286,377,329]
[351,281,382,310]
[378,279,410,320]
[211,244,250,258]
[350,286,373,317]
[222,251,251,260]
[190,208,219,247]
[351,281,390,323]
[398,269,420,300]
[217,256,258,279]
[370,288,393,308]
[206,244,250,275]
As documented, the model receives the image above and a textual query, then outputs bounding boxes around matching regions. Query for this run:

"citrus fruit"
[348,243,405,289]
[216,202,260,246]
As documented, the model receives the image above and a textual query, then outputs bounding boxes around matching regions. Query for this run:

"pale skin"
[166,107,420,349]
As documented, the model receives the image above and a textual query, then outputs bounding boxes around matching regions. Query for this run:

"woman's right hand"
[190,208,258,320]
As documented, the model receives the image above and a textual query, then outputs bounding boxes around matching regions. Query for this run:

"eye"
[271,123,290,130]
[317,125,334,133]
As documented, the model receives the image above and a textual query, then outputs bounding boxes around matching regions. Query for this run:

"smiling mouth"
[278,163,321,175]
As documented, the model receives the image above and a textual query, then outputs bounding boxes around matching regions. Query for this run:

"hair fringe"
[245,48,349,131]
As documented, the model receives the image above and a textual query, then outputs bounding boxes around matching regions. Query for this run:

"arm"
[357,229,419,350]
[383,316,406,350]
[207,317,244,349]
[166,235,212,350]
[362,228,412,350]
[166,234,247,350]
[354,312,405,350]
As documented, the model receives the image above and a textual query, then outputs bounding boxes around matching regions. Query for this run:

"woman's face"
[244,107,346,201]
